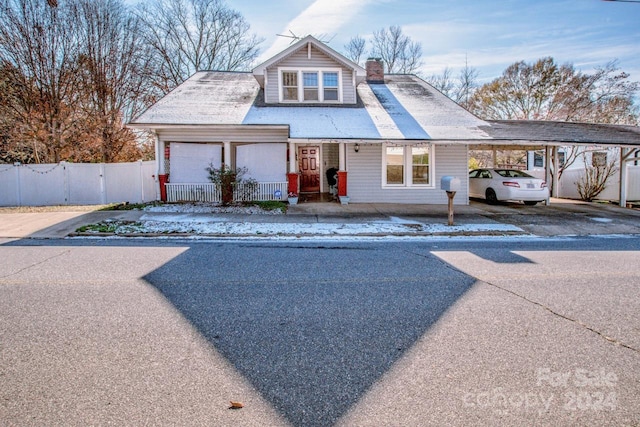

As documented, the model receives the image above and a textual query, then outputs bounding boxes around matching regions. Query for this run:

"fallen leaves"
[229,401,244,409]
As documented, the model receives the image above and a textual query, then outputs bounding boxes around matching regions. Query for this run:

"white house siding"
[347,144,469,204]
[236,143,287,182]
[264,45,356,104]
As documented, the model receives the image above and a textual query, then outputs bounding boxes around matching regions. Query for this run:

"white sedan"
[469,168,549,205]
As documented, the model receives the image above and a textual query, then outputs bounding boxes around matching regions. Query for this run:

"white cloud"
[257,0,378,63]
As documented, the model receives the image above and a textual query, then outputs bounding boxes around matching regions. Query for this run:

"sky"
[228,0,640,84]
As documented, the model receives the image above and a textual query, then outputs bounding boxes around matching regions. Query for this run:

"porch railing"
[166,182,288,203]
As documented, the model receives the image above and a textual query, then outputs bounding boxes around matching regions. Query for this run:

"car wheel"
[486,188,498,204]
[523,201,538,206]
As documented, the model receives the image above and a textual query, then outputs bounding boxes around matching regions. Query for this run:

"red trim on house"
[159,174,168,201]
[287,172,299,195]
[337,171,348,196]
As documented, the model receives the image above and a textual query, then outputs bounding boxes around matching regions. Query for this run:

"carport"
[473,120,640,207]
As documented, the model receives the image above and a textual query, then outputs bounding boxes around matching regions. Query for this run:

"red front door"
[298,146,320,193]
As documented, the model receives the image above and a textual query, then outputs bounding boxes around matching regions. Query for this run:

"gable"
[263,44,357,104]
[271,43,346,71]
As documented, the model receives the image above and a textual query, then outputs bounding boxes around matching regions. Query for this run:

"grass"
[99,202,159,211]
[76,222,120,233]
[251,200,287,213]
[75,221,142,234]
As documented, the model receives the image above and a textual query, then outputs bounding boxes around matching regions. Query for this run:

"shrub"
[206,164,257,206]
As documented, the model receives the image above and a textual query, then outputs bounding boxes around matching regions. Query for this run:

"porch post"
[287,141,298,195]
[552,146,559,198]
[156,135,168,202]
[338,142,348,203]
[289,141,296,173]
[223,141,231,167]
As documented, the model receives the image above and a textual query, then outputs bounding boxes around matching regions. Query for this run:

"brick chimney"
[365,58,384,83]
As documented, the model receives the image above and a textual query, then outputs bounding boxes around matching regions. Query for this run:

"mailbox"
[441,176,461,192]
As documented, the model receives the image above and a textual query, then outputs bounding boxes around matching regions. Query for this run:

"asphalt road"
[1,236,639,426]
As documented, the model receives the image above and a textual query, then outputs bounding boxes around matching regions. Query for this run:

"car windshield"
[494,169,533,178]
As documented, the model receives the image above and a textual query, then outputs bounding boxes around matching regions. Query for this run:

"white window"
[303,72,318,101]
[279,68,341,103]
[323,72,339,101]
[282,71,298,101]
[383,144,434,187]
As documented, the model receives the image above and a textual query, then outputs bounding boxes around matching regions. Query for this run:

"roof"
[480,120,640,147]
[129,73,640,147]
[129,71,491,141]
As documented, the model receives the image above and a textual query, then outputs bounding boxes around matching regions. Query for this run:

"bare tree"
[343,35,366,66]
[370,25,422,74]
[137,0,263,93]
[426,67,455,98]
[427,59,479,108]
[75,0,153,162]
[0,0,82,163]
[576,152,618,201]
[468,57,639,124]
[456,57,479,108]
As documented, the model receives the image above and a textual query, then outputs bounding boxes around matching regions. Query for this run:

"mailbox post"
[441,176,461,226]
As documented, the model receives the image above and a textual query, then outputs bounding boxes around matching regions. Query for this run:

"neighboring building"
[129,36,640,205]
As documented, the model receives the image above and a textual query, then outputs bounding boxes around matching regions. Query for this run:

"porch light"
[354,143,360,153]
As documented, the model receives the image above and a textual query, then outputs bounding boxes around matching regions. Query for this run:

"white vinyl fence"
[0,161,157,207]
[166,182,288,203]
[529,165,640,201]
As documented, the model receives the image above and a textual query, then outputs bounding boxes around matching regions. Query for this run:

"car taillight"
[503,181,520,188]
[541,181,547,188]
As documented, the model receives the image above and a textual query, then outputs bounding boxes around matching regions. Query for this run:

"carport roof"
[478,120,640,148]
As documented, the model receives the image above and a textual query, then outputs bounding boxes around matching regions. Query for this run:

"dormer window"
[323,72,339,101]
[303,72,318,101]
[279,68,342,103]
[282,71,298,101]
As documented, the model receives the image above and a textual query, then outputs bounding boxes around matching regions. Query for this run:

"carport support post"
[446,191,456,226]
[620,148,628,207]
[552,146,559,198]
[619,147,639,208]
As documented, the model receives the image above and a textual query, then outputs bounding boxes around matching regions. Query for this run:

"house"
[129,35,491,205]
[129,36,640,206]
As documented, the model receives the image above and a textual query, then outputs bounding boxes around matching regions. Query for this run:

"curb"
[68,230,531,239]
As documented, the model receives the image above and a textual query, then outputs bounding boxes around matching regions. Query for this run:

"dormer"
[252,36,366,105]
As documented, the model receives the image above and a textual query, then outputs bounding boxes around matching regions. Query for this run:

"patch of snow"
[590,217,613,223]
[93,218,523,237]
[383,216,424,225]
[144,203,283,215]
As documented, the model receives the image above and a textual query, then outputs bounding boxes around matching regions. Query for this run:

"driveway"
[468,198,640,236]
